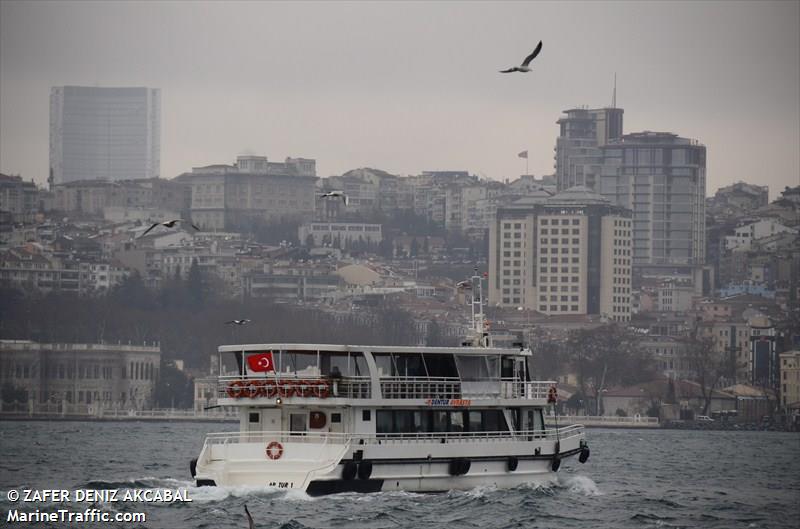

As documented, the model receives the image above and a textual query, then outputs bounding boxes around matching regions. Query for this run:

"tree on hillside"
[678,332,730,416]
[566,324,654,415]
[527,327,565,380]
[425,319,445,346]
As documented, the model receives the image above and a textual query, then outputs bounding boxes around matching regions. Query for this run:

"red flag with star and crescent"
[247,352,275,373]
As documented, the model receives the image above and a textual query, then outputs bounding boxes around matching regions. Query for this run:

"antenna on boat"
[469,267,490,347]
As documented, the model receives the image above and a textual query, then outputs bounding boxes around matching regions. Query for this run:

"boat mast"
[469,267,489,347]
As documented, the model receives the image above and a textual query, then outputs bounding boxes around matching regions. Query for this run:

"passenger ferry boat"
[191,274,590,495]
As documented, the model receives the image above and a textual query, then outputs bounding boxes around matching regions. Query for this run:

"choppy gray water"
[0,421,798,528]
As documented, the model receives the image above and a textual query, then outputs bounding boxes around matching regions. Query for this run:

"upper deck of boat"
[219,343,530,357]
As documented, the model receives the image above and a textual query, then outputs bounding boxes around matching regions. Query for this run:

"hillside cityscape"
[1,87,798,429]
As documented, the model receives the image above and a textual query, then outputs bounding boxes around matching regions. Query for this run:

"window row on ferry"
[374,408,545,436]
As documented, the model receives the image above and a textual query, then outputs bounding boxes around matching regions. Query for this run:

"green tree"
[567,324,653,415]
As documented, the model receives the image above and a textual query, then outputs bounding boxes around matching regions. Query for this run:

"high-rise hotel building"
[555,107,624,192]
[488,187,633,321]
[50,86,161,184]
[598,131,706,267]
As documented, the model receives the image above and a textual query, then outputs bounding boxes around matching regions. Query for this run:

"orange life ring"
[244,381,261,399]
[260,379,277,398]
[315,380,331,399]
[295,380,312,398]
[278,381,296,398]
[266,441,283,460]
[226,380,246,399]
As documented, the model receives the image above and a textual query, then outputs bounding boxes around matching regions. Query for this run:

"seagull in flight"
[140,219,200,237]
[320,191,349,206]
[225,319,251,325]
[500,41,543,73]
[456,280,472,289]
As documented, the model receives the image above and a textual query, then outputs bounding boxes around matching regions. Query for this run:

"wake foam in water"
[556,474,602,496]
[82,477,316,503]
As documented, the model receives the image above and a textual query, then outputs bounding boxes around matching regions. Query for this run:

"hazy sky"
[1,1,798,197]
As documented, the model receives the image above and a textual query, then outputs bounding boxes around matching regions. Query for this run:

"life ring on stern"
[266,441,284,460]
[226,380,247,398]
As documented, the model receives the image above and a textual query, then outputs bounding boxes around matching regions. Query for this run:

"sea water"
[0,422,797,528]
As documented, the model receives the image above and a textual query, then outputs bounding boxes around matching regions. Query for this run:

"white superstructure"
[191,275,589,495]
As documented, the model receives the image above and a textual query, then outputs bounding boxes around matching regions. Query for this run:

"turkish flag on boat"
[247,352,275,373]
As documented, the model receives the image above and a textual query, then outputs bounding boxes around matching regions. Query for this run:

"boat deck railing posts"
[201,425,584,453]
[379,377,462,400]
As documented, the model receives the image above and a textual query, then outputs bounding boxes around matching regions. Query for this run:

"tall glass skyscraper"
[49,86,161,184]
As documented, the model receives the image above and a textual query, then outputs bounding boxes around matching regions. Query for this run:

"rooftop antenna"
[612,73,617,108]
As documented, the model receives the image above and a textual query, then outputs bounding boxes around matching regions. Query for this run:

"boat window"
[455,355,492,381]
[501,357,515,378]
[373,353,395,377]
[376,410,393,433]
[423,354,458,378]
[431,410,448,432]
[486,356,500,379]
[362,410,371,421]
[468,411,482,432]
[394,353,427,377]
[449,411,465,432]
[280,350,318,376]
[411,411,425,432]
[375,410,513,435]
[523,408,535,431]
[483,410,507,432]
[394,410,415,433]
[377,410,427,434]
[321,352,368,377]
[534,409,545,432]
[220,351,245,376]
[290,413,307,433]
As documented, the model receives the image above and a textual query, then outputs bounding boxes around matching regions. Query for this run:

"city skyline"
[1,1,798,196]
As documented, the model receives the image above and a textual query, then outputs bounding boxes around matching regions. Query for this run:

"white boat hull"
[194,432,586,495]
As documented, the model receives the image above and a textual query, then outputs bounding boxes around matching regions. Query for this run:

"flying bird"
[456,280,472,289]
[140,219,200,237]
[499,41,543,73]
[319,191,349,206]
[225,319,251,325]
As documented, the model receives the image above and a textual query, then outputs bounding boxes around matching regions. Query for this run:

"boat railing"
[379,377,461,399]
[216,375,372,400]
[202,424,584,447]
[216,375,556,401]
[499,380,557,400]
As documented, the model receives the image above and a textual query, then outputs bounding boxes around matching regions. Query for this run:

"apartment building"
[488,186,632,321]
